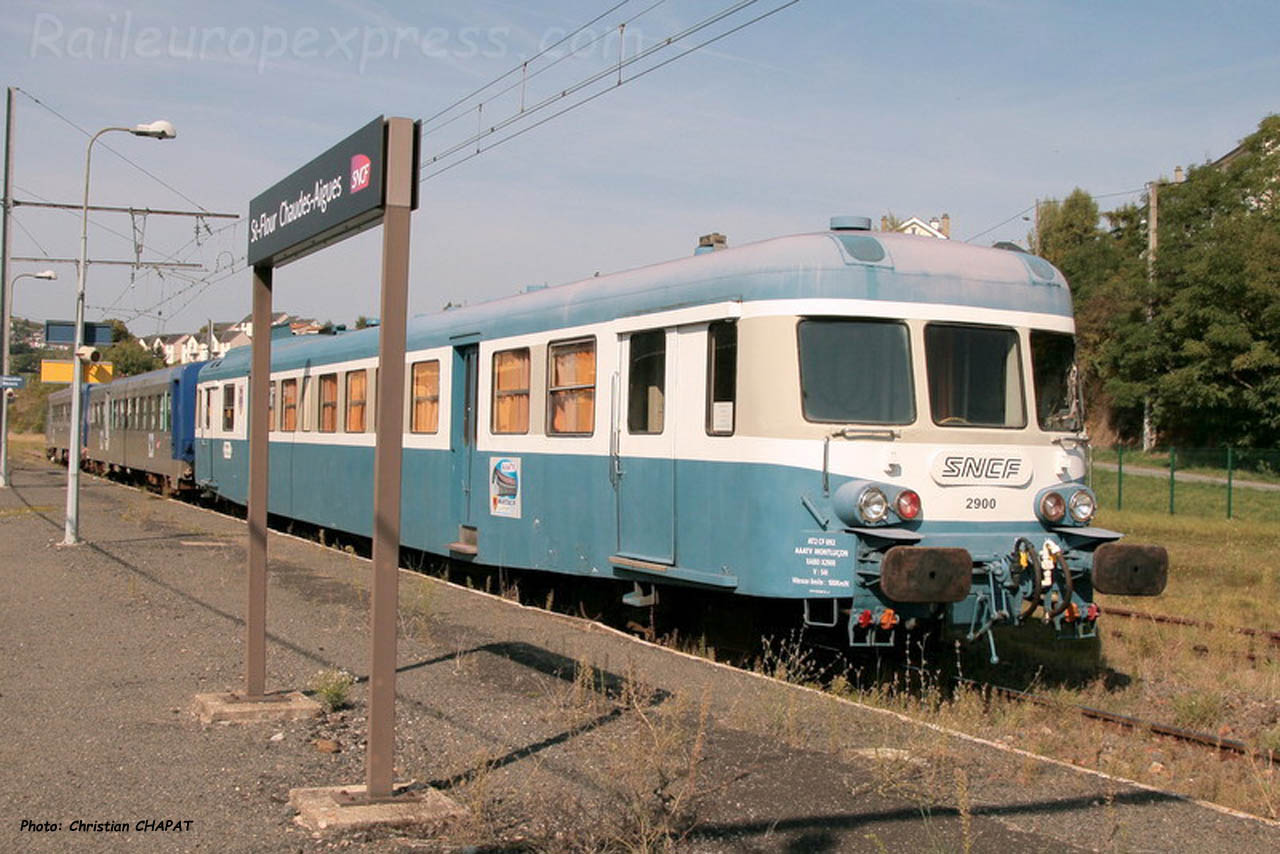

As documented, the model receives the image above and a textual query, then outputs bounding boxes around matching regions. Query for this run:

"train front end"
[785,232,1167,661]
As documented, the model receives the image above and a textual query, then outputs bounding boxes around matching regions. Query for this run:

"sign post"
[238,116,419,804]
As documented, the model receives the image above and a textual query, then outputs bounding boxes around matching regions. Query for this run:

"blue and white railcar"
[48,362,204,491]
[195,218,1166,659]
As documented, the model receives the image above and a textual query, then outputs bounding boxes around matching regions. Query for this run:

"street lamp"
[0,268,57,488]
[63,121,176,545]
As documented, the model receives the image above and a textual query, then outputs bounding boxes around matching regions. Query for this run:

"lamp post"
[62,120,176,546]
[0,268,57,488]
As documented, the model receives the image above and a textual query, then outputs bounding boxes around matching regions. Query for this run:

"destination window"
[627,330,665,434]
[798,318,914,424]
[492,348,530,434]
[548,338,596,436]
[926,323,1026,428]
[346,370,368,433]
[411,360,440,434]
[319,373,338,433]
[281,379,298,431]
[706,320,737,435]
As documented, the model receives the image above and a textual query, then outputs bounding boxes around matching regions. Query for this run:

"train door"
[615,328,676,564]
[450,344,479,529]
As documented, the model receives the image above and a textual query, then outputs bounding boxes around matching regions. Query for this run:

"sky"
[1,0,1277,337]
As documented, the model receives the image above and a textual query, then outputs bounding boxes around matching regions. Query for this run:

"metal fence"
[1087,447,1280,522]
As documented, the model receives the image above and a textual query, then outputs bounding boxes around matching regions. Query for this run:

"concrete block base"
[191,691,322,724]
[289,783,465,833]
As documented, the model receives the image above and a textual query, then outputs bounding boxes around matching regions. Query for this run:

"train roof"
[48,361,203,403]
[199,228,1072,381]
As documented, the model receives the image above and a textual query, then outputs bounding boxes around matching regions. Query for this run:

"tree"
[101,339,165,377]
[1142,115,1280,447]
[355,315,371,329]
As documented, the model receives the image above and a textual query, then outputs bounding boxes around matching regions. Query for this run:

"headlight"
[1069,490,1096,523]
[895,489,921,520]
[1039,491,1066,523]
[858,486,889,523]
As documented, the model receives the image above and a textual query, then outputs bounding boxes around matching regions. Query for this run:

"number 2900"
[965,497,997,510]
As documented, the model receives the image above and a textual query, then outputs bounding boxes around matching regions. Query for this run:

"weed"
[1171,690,1228,730]
[309,668,355,713]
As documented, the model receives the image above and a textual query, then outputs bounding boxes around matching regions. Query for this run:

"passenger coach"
[188,216,1166,660]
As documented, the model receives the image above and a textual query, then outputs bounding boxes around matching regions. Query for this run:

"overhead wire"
[421,0,635,131]
[9,213,53,258]
[13,183,175,258]
[963,186,1149,245]
[422,0,800,183]
[421,0,766,171]
[14,87,211,212]
[421,0,671,139]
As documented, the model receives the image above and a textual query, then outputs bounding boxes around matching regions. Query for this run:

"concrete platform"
[288,783,465,833]
[192,690,322,724]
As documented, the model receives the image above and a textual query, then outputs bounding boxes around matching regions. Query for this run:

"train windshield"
[1031,330,1083,432]
[925,324,1026,428]
[798,318,914,424]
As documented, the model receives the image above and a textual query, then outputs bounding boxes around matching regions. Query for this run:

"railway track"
[1100,605,1280,647]
[954,676,1277,764]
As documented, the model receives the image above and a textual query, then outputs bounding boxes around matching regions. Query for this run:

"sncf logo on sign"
[930,450,1033,486]
[350,154,372,194]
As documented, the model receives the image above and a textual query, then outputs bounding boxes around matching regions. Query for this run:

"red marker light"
[857,609,874,629]
[1086,604,1099,622]
[895,489,921,520]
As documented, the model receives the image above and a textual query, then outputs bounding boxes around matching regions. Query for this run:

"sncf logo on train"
[930,451,1033,486]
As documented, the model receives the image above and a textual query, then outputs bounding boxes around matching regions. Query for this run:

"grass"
[308,668,355,713]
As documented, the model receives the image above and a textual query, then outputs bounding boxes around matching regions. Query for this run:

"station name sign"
[247,116,418,267]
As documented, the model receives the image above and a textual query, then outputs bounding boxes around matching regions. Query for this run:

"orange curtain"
[346,370,367,433]
[493,350,530,433]
[412,361,439,433]
[319,375,338,432]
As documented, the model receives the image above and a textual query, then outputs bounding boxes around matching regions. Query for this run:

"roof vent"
[695,232,727,255]
[830,215,872,231]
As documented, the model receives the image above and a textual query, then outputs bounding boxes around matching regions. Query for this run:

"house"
[233,311,291,340]
[216,326,251,356]
[882,214,951,239]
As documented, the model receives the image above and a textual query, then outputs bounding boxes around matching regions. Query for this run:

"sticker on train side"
[489,457,522,519]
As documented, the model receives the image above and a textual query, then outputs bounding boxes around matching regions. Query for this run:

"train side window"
[318,373,338,433]
[281,379,298,431]
[411,360,440,434]
[205,388,215,431]
[706,320,737,435]
[627,330,665,434]
[548,338,595,436]
[266,381,276,431]
[163,392,171,431]
[345,370,368,433]
[492,348,530,434]
[222,384,235,431]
